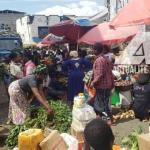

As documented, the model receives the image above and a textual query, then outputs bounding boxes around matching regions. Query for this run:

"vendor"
[23,52,36,76]
[9,52,23,80]
[8,64,53,125]
[62,51,89,105]
[132,73,150,121]
[84,118,116,150]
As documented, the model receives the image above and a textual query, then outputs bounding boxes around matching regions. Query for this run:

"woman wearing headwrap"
[62,51,89,104]
[23,52,36,76]
[9,52,23,80]
[8,64,53,125]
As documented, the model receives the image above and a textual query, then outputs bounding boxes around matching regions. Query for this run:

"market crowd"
[3,42,150,128]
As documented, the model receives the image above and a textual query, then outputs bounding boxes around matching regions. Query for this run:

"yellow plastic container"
[18,129,44,150]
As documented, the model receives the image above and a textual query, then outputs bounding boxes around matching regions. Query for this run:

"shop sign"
[115,31,150,65]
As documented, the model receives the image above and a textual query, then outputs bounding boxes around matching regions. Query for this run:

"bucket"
[111,89,120,106]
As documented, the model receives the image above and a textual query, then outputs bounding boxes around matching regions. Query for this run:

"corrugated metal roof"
[0,10,25,14]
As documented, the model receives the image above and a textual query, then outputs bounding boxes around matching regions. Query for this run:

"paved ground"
[112,119,148,145]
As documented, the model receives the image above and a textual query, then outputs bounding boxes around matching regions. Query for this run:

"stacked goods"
[71,94,96,149]
[18,129,44,150]
[18,129,69,150]
[72,93,96,131]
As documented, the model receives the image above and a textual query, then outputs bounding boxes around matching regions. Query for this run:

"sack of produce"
[18,129,44,150]
[72,104,96,121]
[61,133,78,150]
[40,130,67,150]
[71,117,93,131]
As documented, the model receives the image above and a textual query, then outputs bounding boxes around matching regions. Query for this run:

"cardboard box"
[40,130,67,150]
[138,133,150,150]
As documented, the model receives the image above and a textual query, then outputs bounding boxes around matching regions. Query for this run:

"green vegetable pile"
[121,127,143,150]
[5,100,72,149]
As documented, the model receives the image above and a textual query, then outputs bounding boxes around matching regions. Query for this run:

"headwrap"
[34,64,48,75]
[69,51,78,58]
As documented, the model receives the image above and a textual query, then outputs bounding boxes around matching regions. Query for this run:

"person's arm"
[31,87,53,114]
[91,59,104,87]
[62,60,70,73]
[38,85,47,101]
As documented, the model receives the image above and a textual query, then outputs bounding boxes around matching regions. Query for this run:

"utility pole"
[106,0,110,21]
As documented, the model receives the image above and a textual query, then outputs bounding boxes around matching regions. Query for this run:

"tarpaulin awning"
[36,42,50,48]
[48,19,95,43]
[41,33,65,45]
[78,22,139,45]
[110,0,150,27]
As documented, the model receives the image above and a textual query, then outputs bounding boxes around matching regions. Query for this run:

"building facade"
[105,0,129,20]
[0,10,25,32]
[16,15,71,45]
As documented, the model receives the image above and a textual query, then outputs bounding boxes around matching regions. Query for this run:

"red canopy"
[78,22,139,45]
[48,20,95,43]
[110,0,150,27]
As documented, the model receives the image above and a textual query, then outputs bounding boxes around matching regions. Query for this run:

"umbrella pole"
[77,30,80,52]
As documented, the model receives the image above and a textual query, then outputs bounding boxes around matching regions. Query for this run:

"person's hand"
[46,107,53,115]
[90,82,94,88]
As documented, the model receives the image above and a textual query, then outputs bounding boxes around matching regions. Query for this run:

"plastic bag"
[61,133,78,150]
[72,104,96,121]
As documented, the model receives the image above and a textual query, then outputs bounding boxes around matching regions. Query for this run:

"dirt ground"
[0,82,149,149]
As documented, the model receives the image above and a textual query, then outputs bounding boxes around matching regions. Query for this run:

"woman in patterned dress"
[8,64,53,125]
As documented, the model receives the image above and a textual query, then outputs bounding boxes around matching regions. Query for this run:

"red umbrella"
[78,22,139,45]
[48,20,95,43]
[110,0,150,27]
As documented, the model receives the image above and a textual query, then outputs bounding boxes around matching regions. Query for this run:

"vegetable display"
[115,80,133,91]
[113,110,135,121]
[5,100,72,149]
[115,80,132,87]
[121,127,143,150]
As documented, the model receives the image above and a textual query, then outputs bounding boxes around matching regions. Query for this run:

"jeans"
[94,89,111,117]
